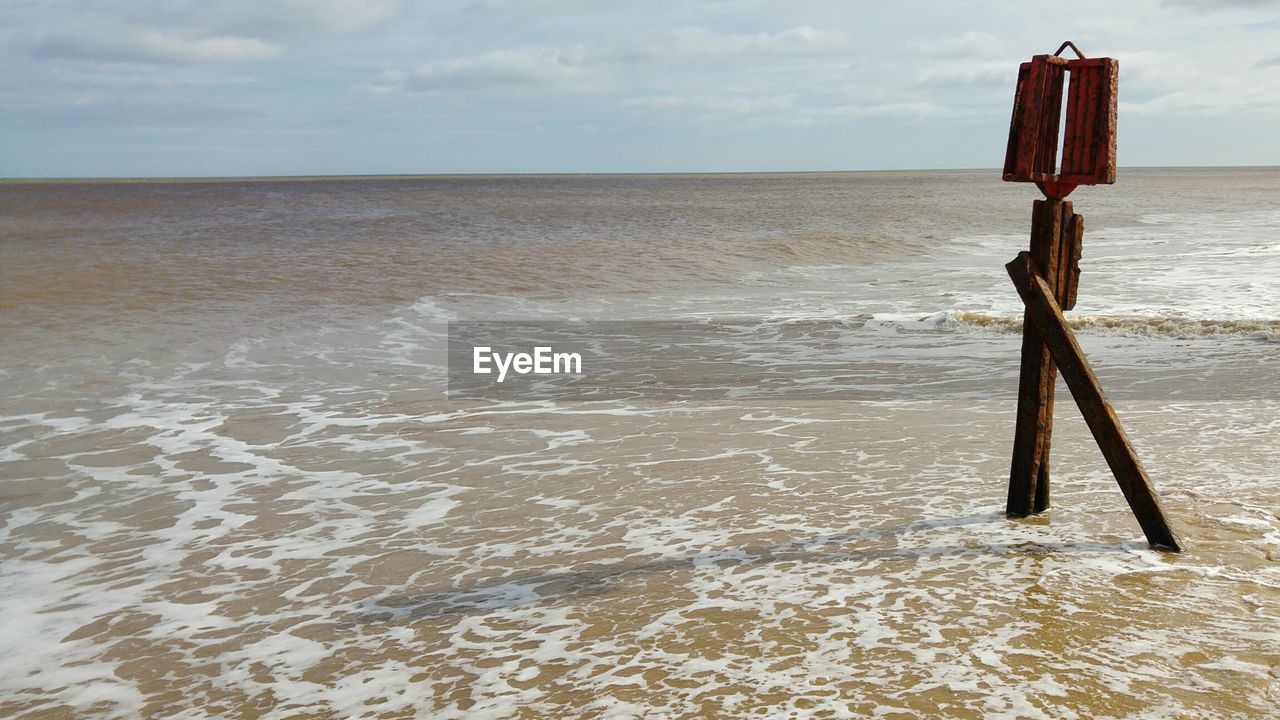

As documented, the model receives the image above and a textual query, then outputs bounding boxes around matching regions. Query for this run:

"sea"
[1,169,1277,718]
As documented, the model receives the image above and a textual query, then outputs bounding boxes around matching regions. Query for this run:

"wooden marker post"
[1000,42,1181,550]
[1008,198,1082,516]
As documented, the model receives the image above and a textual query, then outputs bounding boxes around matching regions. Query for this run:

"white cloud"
[1161,0,1280,9]
[365,24,845,94]
[1256,53,1280,69]
[368,47,597,93]
[916,60,1014,88]
[1113,50,1203,92]
[623,93,795,115]
[787,100,968,127]
[621,91,966,128]
[1122,76,1280,115]
[907,31,1003,60]
[660,25,848,59]
[36,25,285,65]
[25,0,400,66]
[186,0,401,38]
[1115,44,1280,116]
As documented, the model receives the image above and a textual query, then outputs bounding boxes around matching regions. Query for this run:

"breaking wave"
[950,311,1280,340]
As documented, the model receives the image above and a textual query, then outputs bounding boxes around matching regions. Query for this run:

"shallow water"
[1,170,1277,718]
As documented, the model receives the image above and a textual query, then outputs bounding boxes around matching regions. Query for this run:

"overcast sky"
[2,0,1278,177]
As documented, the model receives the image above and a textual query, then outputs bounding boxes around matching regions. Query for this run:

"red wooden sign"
[1003,42,1117,197]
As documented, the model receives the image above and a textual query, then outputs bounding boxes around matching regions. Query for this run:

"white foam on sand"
[4,361,1278,719]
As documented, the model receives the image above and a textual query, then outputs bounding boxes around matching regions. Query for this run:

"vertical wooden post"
[1009,199,1063,516]
[1008,199,1083,516]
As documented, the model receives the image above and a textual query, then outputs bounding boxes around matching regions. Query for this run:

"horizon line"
[3,164,1278,183]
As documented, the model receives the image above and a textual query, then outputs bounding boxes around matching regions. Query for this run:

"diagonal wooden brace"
[1006,252,1182,551]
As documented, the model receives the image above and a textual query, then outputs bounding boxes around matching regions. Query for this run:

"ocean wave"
[948,310,1280,340]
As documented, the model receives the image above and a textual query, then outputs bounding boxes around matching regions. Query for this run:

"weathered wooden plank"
[1037,61,1066,177]
[1063,212,1084,311]
[1007,56,1066,181]
[1096,58,1119,183]
[1007,199,1065,516]
[1062,65,1088,177]
[1003,62,1031,179]
[1006,252,1183,551]
[1013,58,1050,180]
[1054,202,1075,307]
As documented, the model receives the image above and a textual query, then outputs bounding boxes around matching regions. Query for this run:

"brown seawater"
[1,170,1278,718]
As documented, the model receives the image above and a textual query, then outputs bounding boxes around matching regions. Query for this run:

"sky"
[2,0,1279,177]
